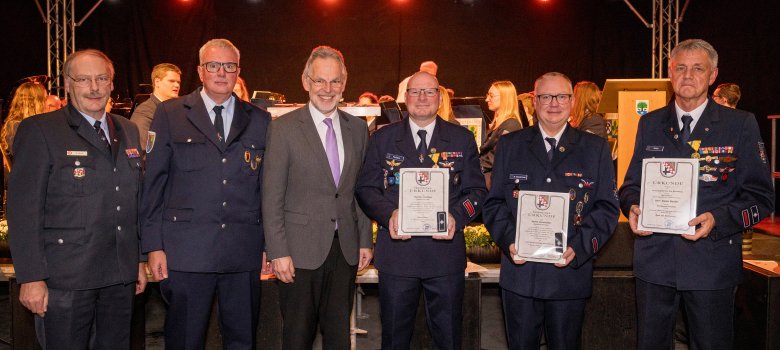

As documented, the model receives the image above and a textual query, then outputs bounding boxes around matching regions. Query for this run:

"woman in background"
[480,81,523,189]
[437,85,459,125]
[570,81,607,139]
[2,82,47,172]
[233,76,250,102]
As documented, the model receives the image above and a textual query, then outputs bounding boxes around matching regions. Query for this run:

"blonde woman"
[233,76,250,101]
[570,81,607,139]
[2,82,47,172]
[480,81,523,188]
[436,85,459,125]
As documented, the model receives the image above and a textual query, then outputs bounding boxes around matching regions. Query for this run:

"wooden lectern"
[598,79,673,219]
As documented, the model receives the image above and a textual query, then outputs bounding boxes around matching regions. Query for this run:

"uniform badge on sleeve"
[462,199,476,217]
[742,209,750,228]
[146,131,156,154]
[750,205,760,225]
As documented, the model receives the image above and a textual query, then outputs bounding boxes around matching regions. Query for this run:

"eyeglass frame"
[406,88,439,97]
[201,61,239,73]
[536,93,572,105]
[304,74,345,89]
[67,74,112,88]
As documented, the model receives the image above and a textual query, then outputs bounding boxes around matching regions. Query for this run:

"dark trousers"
[160,269,261,350]
[378,271,465,350]
[501,288,586,350]
[278,237,357,350]
[35,283,135,350]
[635,278,737,350]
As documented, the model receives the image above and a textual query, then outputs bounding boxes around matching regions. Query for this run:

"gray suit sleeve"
[261,120,292,260]
[130,100,155,148]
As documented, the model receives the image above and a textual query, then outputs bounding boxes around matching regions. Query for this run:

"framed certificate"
[638,158,699,235]
[515,190,569,264]
[398,168,450,236]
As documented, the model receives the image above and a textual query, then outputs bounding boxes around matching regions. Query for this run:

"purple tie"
[324,118,341,186]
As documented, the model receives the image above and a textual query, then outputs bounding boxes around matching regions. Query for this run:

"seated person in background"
[712,83,740,108]
[378,95,395,103]
[570,81,607,139]
[437,85,459,125]
[234,76,250,102]
[45,94,62,112]
[481,81,523,189]
[358,91,378,105]
[397,60,438,103]
[130,63,181,149]
[518,92,535,126]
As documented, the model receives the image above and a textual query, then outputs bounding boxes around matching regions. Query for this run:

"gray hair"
[63,49,115,79]
[198,39,241,64]
[670,39,718,68]
[533,72,573,92]
[303,46,348,78]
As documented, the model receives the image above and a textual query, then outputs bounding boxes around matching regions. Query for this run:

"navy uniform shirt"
[483,125,619,299]
[619,100,774,290]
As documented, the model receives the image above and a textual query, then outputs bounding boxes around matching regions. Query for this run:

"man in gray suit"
[262,45,373,349]
[130,63,181,149]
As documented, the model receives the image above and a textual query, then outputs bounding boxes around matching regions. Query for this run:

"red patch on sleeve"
[462,200,475,217]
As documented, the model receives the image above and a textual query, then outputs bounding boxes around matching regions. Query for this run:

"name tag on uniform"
[67,150,88,157]
[646,146,664,152]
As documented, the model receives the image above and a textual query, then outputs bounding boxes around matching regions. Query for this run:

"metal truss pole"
[624,0,689,78]
[44,0,75,94]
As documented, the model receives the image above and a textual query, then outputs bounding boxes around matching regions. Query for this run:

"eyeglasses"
[201,61,239,73]
[68,74,111,88]
[536,94,572,105]
[407,88,439,97]
[305,74,344,89]
[486,93,499,100]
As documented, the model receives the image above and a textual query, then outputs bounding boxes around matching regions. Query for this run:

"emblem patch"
[535,195,550,210]
[146,131,156,153]
[635,100,649,116]
[73,167,86,178]
[125,148,140,159]
[661,162,677,177]
[416,171,430,186]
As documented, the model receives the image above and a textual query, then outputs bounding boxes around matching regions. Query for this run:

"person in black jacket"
[480,80,523,189]
[8,49,146,349]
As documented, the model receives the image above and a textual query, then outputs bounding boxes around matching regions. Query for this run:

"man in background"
[130,63,181,149]
[396,60,437,103]
[712,82,741,108]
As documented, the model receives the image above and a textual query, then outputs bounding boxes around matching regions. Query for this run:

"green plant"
[464,224,495,248]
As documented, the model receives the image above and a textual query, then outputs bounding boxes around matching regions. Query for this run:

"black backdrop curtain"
[2,0,779,141]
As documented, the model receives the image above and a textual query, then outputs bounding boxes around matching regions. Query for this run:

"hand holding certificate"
[398,168,449,236]
[515,190,569,264]
[638,158,699,235]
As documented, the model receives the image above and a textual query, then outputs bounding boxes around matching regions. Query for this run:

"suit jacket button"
[331,218,336,222]
[221,224,226,229]
[222,158,227,163]
[546,178,552,183]
[57,238,64,244]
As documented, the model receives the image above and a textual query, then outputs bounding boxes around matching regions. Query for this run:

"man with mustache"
[8,49,146,348]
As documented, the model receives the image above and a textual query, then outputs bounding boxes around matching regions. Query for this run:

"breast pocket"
[240,139,263,176]
[173,135,207,171]
[56,156,98,197]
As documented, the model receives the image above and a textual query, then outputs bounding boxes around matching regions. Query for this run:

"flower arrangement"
[464,224,495,248]
[0,219,7,242]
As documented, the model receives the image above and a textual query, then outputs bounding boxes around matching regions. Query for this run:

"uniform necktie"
[323,118,341,186]
[681,114,693,144]
[213,105,225,144]
[93,120,110,149]
[545,137,556,161]
[417,129,428,163]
